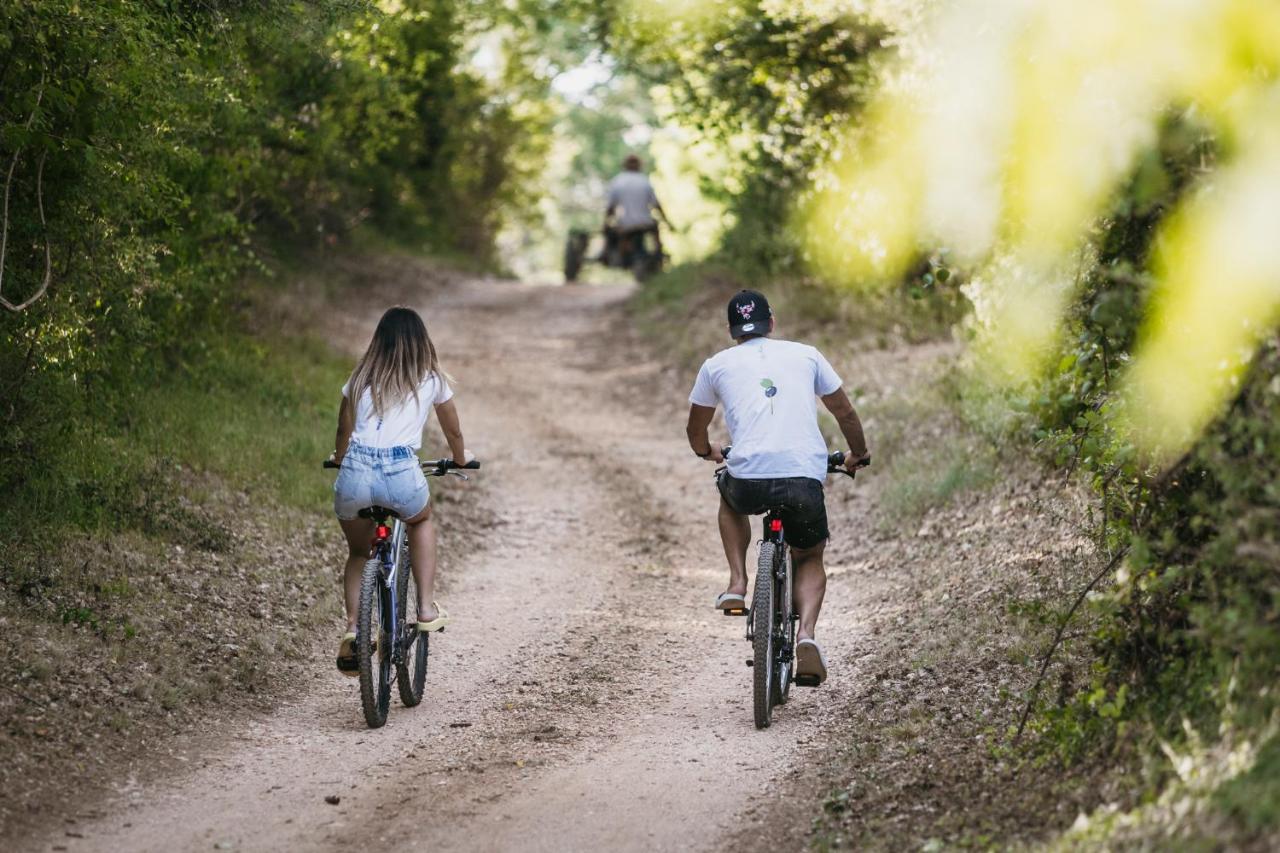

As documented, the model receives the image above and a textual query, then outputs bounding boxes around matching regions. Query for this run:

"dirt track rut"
[27,278,884,853]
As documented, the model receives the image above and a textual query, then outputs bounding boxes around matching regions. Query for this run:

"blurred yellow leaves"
[1130,103,1280,453]
[621,0,727,34]
[805,0,1280,460]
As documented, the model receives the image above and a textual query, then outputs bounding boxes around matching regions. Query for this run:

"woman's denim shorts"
[333,441,429,521]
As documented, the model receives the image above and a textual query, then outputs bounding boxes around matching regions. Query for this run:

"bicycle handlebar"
[720,446,870,477]
[323,457,482,477]
[424,458,482,473]
[826,450,871,477]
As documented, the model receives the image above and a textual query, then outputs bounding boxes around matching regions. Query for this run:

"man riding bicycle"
[604,153,669,259]
[686,290,870,685]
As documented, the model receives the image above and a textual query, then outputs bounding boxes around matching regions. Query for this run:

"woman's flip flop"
[417,601,451,633]
[336,632,359,677]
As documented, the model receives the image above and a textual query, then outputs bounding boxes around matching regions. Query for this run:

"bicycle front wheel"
[357,557,392,728]
[752,541,779,729]
[396,543,428,707]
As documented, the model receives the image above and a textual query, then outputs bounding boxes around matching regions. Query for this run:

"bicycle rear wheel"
[357,557,393,728]
[752,541,779,729]
[395,544,429,707]
[776,545,794,705]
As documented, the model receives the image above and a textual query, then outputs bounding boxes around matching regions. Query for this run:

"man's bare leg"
[791,540,827,641]
[718,495,751,598]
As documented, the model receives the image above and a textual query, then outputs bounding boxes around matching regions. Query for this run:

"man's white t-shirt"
[689,337,842,481]
[342,373,453,450]
[606,171,659,230]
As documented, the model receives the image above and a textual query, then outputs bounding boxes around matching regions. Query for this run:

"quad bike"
[564,225,665,283]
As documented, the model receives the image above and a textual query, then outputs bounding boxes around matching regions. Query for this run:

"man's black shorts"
[717,473,829,549]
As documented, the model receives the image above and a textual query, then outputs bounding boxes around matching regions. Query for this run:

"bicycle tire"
[752,541,778,729]
[395,543,428,707]
[564,232,586,282]
[776,545,794,705]
[357,557,392,728]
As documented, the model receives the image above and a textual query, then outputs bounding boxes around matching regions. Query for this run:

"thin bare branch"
[0,78,53,313]
[1014,545,1130,743]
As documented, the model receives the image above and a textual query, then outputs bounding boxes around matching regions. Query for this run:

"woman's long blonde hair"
[347,306,442,416]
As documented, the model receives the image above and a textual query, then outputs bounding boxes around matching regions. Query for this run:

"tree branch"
[0,79,53,313]
[1014,545,1131,743]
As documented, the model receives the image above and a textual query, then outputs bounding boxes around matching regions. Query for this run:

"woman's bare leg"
[339,518,375,633]
[402,503,439,620]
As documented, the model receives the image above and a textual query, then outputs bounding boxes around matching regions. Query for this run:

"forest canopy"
[0,0,553,500]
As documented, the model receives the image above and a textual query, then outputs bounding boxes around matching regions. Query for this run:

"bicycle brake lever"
[447,471,470,480]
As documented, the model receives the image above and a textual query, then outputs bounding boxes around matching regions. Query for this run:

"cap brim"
[730,321,763,337]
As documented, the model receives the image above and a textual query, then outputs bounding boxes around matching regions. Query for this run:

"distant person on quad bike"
[604,153,668,270]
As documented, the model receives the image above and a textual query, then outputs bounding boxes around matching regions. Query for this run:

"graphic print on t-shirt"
[760,377,777,412]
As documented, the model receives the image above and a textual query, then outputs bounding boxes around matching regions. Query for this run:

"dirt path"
[22,276,891,853]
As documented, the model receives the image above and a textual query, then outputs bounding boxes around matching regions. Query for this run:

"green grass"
[876,436,998,527]
[1,326,347,545]
[133,333,346,509]
[630,261,723,314]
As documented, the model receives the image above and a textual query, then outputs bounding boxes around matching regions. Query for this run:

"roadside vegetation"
[4,0,1279,847]
[1,0,550,541]
[0,0,555,831]
[616,1,1280,847]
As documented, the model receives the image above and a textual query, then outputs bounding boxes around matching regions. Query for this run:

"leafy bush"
[1008,118,1280,790]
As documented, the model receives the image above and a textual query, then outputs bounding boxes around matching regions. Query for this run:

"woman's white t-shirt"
[342,373,453,450]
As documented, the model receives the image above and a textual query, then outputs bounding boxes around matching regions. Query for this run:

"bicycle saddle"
[357,506,397,522]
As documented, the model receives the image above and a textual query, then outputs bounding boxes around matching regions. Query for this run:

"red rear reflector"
[770,519,783,532]
[376,525,390,539]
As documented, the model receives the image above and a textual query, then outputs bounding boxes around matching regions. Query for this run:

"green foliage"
[1213,733,1280,834]
[610,1,887,276]
[1010,115,1280,805]
[0,0,552,547]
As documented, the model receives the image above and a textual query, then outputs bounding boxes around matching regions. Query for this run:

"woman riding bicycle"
[331,306,471,675]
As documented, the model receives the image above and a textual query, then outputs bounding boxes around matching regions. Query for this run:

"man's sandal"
[416,601,451,633]
[715,592,748,616]
[795,639,829,686]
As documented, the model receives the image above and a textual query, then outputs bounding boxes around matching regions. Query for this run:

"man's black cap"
[727,290,772,338]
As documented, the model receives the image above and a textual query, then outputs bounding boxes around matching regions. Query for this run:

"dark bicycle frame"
[324,456,478,726]
[364,508,411,668]
[747,506,799,696]
[720,447,867,728]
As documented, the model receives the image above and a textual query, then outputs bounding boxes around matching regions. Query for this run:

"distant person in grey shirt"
[605,153,669,256]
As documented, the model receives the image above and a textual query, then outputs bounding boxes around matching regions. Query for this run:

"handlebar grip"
[323,459,340,469]
[429,458,482,471]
